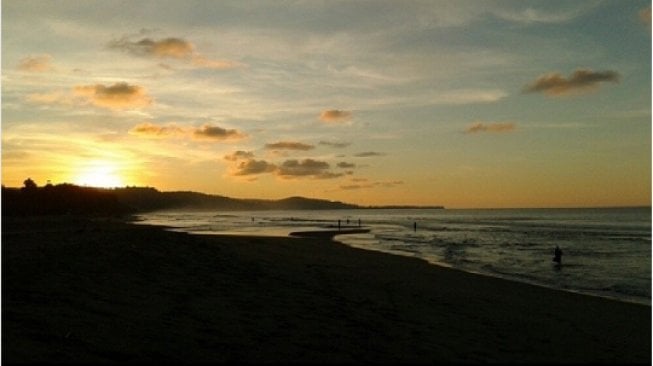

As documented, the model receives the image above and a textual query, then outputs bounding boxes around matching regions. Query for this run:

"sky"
[2,0,651,208]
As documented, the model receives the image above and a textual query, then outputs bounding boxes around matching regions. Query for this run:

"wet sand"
[2,215,650,363]
[289,228,370,239]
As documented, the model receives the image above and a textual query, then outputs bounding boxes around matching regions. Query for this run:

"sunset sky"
[2,0,651,208]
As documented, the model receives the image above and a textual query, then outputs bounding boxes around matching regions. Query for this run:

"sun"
[74,160,125,188]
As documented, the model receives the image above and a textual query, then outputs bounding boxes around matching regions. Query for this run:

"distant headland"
[2,179,443,216]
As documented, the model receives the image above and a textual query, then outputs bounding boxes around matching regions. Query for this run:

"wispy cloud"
[74,82,153,109]
[130,122,246,141]
[337,162,356,168]
[492,7,584,24]
[339,184,370,190]
[109,37,194,58]
[524,69,620,96]
[379,180,404,188]
[26,91,72,106]
[464,122,516,134]
[411,1,594,28]
[319,109,352,123]
[17,54,53,72]
[128,122,185,138]
[339,180,404,190]
[193,124,246,141]
[319,141,351,148]
[191,55,241,69]
[432,89,508,105]
[108,36,240,69]
[26,82,153,111]
[353,151,385,157]
[224,150,255,161]
[265,141,315,151]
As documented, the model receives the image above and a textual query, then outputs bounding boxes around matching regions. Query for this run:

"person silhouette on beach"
[553,245,562,265]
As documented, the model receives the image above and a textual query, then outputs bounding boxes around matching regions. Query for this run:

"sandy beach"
[2,215,650,363]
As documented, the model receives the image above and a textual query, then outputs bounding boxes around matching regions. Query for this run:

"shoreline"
[137,218,651,307]
[289,227,371,239]
[3,215,650,363]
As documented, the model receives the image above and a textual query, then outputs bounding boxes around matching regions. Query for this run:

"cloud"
[109,36,240,69]
[319,109,352,123]
[337,162,356,168]
[130,122,246,141]
[339,180,404,190]
[354,151,385,157]
[433,89,508,105]
[129,122,185,138]
[314,172,347,179]
[17,54,53,72]
[524,69,620,96]
[191,55,241,69]
[26,91,71,106]
[464,122,516,134]
[492,7,582,24]
[27,82,152,110]
[379,180,404,188]
[277,158,339,179]
[224,150,255,161]
[278,159,329,176]
[233,159,277,176]
[226,153,346,180]
[194,124,246,141]
[319,141,351,148]
[340,184,370,190]
[74,82,153,109]
[109,37,194,58]
[265,141,315,151]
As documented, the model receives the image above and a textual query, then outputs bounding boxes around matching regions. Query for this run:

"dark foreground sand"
[2,216,650,364]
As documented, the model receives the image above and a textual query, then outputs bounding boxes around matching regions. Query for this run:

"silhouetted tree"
[22,178,37,192]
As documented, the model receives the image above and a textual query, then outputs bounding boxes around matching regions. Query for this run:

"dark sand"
[2,216,650,363]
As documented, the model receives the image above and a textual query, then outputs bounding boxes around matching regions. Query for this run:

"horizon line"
[3,182,650,211]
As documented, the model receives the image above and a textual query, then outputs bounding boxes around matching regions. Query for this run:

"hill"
[110,187,360,212]
[2,182,360,216]
[2,180,442,216]
[2,183,133,216]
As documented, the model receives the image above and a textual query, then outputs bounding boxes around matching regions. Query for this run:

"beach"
[2,215,650,363]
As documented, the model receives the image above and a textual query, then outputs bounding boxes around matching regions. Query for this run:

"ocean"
[134,207,651,306]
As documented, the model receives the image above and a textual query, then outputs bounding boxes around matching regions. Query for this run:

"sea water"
[135,207,651,305]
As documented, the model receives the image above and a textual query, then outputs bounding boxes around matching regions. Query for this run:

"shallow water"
[135,207,651,305]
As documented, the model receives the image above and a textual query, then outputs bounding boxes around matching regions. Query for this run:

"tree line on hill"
[1,178,363,216]
[2,179,133,216]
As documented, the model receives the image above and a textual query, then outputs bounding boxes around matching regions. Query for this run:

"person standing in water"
[553,245,563,264]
